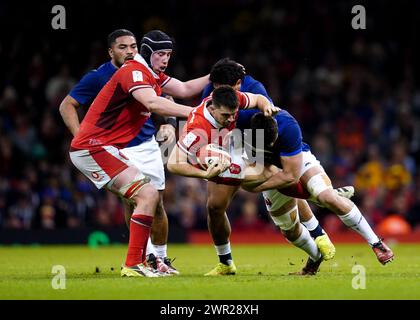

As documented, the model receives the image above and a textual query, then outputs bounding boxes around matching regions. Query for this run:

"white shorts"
[262,150,321,212]
[262,189,294,212]
[120,137,165,190]
[69,145,132,189]
[300,150,321,176]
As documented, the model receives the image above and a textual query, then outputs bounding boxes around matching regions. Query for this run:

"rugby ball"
[196,144,231,170]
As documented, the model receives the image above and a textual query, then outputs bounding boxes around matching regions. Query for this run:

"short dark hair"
[210,58,246,86]
[250,113,278,147]
[107,29,135,48]
[212,85,239,110]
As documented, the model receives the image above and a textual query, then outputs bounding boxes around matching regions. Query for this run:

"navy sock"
[309,224,325,238]
[219,253,232,265]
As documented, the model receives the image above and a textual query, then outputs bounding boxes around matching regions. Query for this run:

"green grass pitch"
[0,243,419,299]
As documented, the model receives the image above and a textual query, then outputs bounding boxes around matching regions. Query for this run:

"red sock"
[279,181,310,199]
[125,214,154,267]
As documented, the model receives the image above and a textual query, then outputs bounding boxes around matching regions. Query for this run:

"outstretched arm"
[246,93,280,116]
[251,153,303,192]
[132,88,192,118]
[162,74,210,99]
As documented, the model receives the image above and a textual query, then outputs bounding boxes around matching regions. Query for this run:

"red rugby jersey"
[177,91,251,164]
[71,59,170,150]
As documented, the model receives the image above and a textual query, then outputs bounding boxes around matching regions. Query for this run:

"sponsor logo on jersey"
[91,172,102,181]
[229,163,242,174]
[88,138,101,146]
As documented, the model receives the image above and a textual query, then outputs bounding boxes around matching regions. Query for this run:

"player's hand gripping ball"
[196,144,231,172]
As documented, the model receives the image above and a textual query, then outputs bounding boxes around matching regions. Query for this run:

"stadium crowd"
[0,1,419,235]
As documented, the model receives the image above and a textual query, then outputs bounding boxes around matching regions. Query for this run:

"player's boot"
[372,239,394,265]
[121,263,160,277]
[315,234,336,260]
[204,261,237,276]
[336,186,355,199]
[163,257,180,275]
[289,257,323,276]
[146,253,171,274]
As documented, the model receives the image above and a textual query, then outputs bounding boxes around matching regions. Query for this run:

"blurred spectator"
[45,65,76,108]
[407,188,420,230]
[6,194,35,230]
[354,144,385,192]
[9,114,39,157]
[384,164,411,191]
[95,192,125,227]
[358,190,384,226]
[39,200,56,229]
[232,198,270,232]
[177,198,198,230]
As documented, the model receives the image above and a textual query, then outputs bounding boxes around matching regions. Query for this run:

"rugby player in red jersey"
[69,48,195,277]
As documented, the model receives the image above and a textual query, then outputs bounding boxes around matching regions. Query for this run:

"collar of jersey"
[133,53,160,79]
[203,101,223,129]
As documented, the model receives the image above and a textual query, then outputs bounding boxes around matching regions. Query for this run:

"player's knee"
[134,183,159,204]
[270,206,299,232]
[207,209,228,226]
[318,189,340,208]
[207,198,228,214]
[207,206,226,221]
[144,184,159,201]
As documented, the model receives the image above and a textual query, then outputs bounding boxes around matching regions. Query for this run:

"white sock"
[302,216,320,231]
[292,225,322,261]
[215,242,231,256]
[154,244,167,259]
[338,205,380,245]
[145,237,156,256]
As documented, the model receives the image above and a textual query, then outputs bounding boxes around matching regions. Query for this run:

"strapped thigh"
[306,173,333,197]
[107,167,151,200]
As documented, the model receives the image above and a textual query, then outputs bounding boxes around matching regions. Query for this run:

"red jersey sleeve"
[177,108,210,163]
[119,62,154,94]
[158,72,172,88]
[237,91,251,109]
